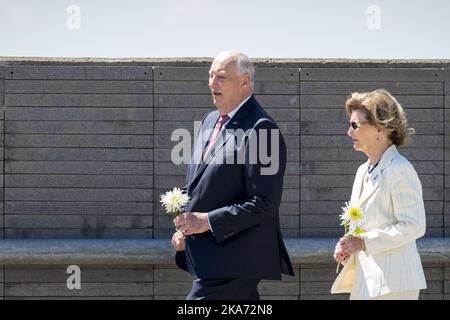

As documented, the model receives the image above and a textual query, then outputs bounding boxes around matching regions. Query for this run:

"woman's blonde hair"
[345,89,415,146]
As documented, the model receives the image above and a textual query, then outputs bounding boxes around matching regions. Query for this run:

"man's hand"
[171,230,186,251]
[173,212,210,236]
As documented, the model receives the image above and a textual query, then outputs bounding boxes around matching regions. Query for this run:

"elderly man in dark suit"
[171,50,294,300]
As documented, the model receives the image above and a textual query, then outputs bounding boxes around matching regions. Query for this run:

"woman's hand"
[171,230,186,251]
[339,236,365,256]
[334,238,350,263]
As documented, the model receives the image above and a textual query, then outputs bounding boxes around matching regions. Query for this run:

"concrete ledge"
[285,238,450,264]
[0,238,449,265]
[0,239,172,265]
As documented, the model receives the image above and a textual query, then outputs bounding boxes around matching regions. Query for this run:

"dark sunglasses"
[348,121,369,130]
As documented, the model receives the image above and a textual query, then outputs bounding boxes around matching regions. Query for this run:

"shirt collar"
[224,95,251,120]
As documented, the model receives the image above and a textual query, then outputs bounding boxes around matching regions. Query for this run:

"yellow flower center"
[349,207,363,221]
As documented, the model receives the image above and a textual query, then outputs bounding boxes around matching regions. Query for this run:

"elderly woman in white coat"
[331,89,427,300]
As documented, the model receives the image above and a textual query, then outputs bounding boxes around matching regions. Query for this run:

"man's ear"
[241,73,250,87]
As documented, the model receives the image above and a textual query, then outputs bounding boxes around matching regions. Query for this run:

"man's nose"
[208,77,214,88]
[209,75,222,87]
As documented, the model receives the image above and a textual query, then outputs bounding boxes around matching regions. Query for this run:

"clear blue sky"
[0,0,449,59]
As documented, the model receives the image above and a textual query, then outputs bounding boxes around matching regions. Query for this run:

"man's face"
[208,59,247,111]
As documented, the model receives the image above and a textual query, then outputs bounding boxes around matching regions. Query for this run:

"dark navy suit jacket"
[176,95,294,280]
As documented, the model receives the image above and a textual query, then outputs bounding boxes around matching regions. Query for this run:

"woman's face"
[347,109,379,154]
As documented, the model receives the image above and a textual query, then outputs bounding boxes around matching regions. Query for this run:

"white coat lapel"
[356,144,398,207]
[357,165,382,207]
[351,163,368,205]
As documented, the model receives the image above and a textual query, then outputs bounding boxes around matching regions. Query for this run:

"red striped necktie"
[203,114,230,157]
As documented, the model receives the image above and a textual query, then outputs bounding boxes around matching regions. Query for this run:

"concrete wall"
[0,58,449,299]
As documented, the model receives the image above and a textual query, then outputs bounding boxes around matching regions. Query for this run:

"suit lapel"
[188,111,218,182]
[200,113,219,155]
[202,128,232,163]
[201,115,244,164]
[188,96,256,190]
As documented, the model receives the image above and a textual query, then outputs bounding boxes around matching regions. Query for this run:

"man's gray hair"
[214,50,255,87]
